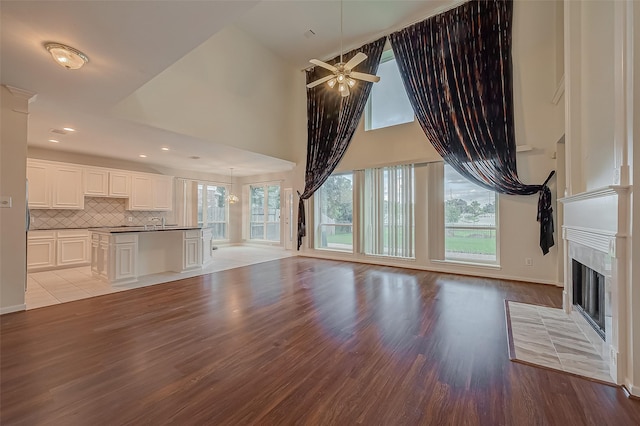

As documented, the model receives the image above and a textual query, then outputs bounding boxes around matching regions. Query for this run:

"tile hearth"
[506,301,613,384]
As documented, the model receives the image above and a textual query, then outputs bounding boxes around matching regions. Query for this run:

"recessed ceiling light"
[48,139,60,143]
[139,154,147,158]
[161,147,169,151]
[63,127,76,132]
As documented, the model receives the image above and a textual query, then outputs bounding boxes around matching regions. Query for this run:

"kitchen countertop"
[89,226,202,234]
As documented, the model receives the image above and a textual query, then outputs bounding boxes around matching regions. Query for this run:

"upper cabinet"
[51,164,84,209]
[109,172,130,197]
[27,161,51,208]
[127,174,173,211]
[84,168,131,198]
[27,159,172,211]
[28,160,83,209]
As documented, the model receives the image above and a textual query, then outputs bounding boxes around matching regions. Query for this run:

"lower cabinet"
[28,230,89,272]
[183,230,202,270]
[27,231,56,271]
[201,228,214,267]
[91,232,138,283]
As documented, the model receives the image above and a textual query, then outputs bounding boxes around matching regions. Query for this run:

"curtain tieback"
[541,170,555,188]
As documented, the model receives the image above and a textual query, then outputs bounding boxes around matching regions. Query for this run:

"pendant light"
[227,168,239,204]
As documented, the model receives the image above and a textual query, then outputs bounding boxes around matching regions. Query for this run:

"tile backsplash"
[30,197,169,230]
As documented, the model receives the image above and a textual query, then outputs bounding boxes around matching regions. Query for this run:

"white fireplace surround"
[560,185,630,386]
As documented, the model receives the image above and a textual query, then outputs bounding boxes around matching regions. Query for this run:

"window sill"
[315,247,354,254]
[363,254,416,262]
[432,259,501,270]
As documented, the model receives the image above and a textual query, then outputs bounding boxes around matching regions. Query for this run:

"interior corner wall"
[291,0,563,285]
[0,86,29,313]
[630,0,639,396]
[112,25,295,163]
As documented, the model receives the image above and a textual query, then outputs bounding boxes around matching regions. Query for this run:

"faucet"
[149,217,161,230]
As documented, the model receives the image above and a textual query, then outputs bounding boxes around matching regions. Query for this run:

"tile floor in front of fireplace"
[507,301,613,384]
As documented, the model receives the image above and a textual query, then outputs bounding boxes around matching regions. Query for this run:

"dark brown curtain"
[297,37,385,250]
[389,0,555,254]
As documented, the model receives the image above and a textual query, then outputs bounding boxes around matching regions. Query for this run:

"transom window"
[250,184,281,242]
[444,165,497,263]
[364,50,415,131]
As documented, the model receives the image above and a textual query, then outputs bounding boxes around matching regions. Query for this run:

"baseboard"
[623,382,640,399]
[298,250,561,286]
[0,304,26,315]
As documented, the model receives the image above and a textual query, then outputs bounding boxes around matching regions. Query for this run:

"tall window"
[250,184,280,242]
[364,165,415,258]
[197,183,228,240]
[315,173,353,251]
[444,165,497,263]
[365,50,415,131]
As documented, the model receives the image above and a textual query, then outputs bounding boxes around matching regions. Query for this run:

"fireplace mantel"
[560,185,630,386]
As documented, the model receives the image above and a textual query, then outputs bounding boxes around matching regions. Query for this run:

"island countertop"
[89,226,202,234]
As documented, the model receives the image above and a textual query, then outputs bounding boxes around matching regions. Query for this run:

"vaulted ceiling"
[1,0,461,176]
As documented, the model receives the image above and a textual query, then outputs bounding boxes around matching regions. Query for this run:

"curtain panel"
[389,0,555,254]
[297,37,385,250]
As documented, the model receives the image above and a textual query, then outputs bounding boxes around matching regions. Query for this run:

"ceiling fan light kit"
[306,0,380,97]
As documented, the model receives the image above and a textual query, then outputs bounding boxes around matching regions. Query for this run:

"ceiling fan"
[306,0,380,97]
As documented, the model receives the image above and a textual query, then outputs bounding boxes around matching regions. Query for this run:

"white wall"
[0,86,32,314]
[113,25,295,163]
[580,0,616,190]
[292,0,564,285]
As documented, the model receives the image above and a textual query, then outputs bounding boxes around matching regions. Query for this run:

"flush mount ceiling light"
[44,42,89,70]
[227,168,239,204]
[63,127,76,132]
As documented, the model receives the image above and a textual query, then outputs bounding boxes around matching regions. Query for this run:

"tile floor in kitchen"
[26,245,293,310]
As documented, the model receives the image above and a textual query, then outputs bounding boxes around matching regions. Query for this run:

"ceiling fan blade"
[306,75,335,88]
[309,59,337,72]
[350,71,381,83]
[344,52,368,70]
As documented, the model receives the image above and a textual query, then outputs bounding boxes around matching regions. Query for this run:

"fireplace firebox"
[572,260,605,339]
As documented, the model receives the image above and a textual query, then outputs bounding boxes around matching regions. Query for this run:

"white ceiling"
[1,0,460,176]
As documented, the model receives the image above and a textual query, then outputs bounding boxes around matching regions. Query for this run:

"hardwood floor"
[2,257,639,425]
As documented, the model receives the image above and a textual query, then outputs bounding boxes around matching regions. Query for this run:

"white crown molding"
[3,85,37,103]
[558,185,631,204]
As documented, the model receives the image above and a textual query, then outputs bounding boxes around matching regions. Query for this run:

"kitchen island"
[89,226,213,284]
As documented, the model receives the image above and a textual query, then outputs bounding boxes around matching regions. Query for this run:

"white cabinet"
[127,174,173,211]
[27,160,84,209]
[154,176,173,210]
[202,228,214,267]
[27,161,51,208]
[56,230,90,267]
[27,231,56,271]
[113,241,138,281]
[51,164,85,209]
[183,230,202,270]
[28,230,90,271]
[109,172,130,197]
[84,168,109,196]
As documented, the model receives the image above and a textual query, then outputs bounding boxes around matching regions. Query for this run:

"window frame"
[442,164,499,265]
[196,182,230,241]
[314,172,355,253]
[363,164,415,259]
[249,182,281,243]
